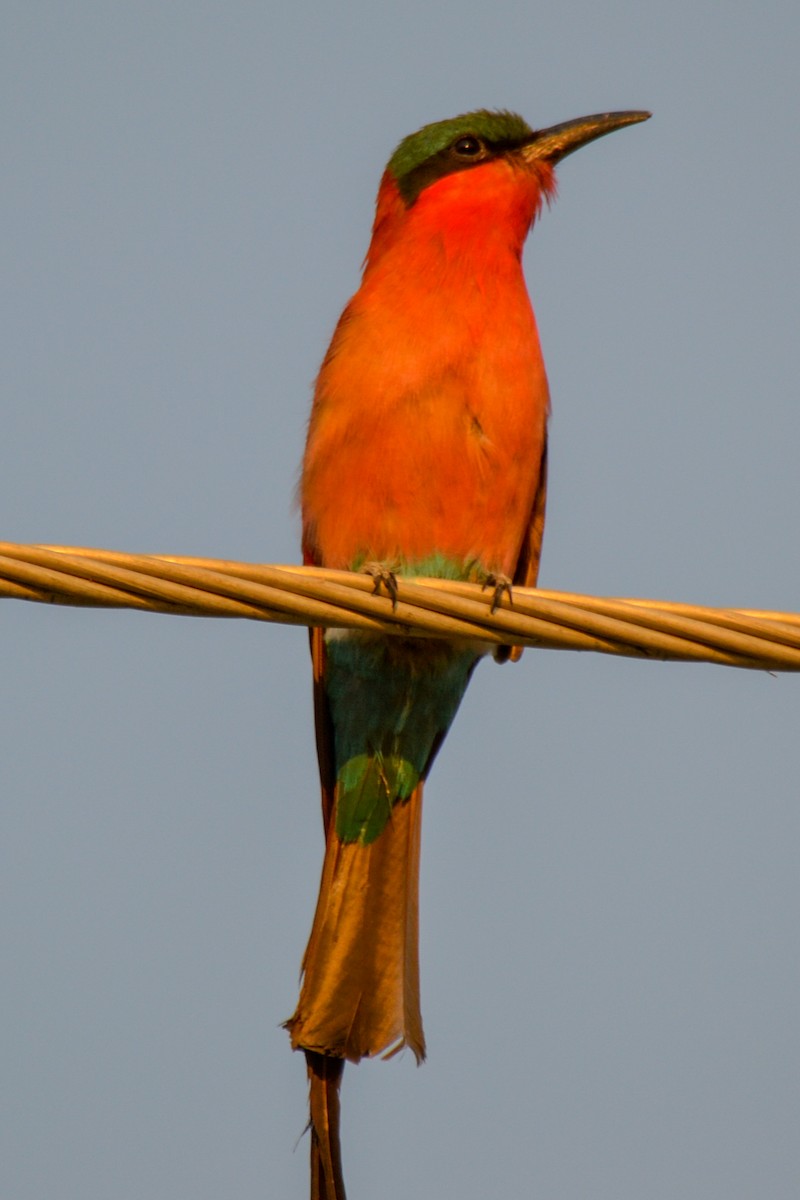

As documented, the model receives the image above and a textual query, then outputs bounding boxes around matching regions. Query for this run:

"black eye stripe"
[397,132,522,204]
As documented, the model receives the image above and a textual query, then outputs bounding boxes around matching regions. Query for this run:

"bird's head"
[366,108,650,267]
[388,108,650,204]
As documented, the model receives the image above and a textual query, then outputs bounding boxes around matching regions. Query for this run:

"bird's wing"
[309,625,337,835]
[495,438,548,664]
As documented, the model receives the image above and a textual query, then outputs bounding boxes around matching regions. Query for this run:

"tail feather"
[306,1051,346,1200]
[287,783,426,1063]
[290,629,468,1198]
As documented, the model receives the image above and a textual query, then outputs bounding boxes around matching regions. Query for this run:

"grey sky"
[3,3,799,1197]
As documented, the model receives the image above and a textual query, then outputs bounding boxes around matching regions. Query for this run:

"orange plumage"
[301,159,552,578]
[288,108,650,1200]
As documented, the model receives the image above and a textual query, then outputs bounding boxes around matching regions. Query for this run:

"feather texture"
[291,112,561,1200]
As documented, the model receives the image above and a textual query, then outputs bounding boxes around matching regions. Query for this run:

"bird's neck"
[363,163,551,282]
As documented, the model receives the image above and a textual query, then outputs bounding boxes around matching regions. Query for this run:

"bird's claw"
[483,572,513,614]
[362,562,399,609]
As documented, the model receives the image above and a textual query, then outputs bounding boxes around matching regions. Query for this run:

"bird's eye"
[453,135,484,157]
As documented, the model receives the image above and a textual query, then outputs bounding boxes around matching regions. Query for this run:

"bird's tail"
[287,779,426,1064]
[287,629,472,1198]
[306,1050,346,1200]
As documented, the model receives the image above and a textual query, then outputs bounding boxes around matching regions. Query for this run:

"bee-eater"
[288,106,649,1199]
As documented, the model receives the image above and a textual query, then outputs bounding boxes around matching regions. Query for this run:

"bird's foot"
[362,562,399,609]
[482,572,514,614]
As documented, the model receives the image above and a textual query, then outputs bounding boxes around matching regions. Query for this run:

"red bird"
[288,107,649,1199]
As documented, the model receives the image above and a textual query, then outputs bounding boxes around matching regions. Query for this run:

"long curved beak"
[522,110,650,164]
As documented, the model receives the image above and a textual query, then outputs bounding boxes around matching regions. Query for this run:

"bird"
[286,106,650,1199]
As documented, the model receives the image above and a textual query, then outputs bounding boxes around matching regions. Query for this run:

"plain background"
[3,3,799,1197]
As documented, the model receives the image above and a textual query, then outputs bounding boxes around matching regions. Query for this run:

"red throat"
[365,156,556,275]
